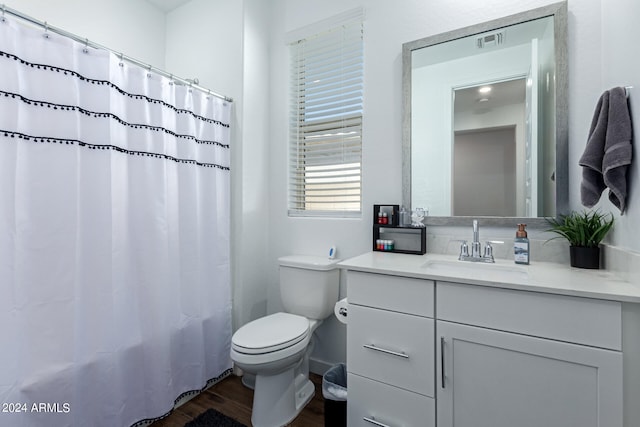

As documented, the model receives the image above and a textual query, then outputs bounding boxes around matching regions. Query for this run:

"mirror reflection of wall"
[453,126,517,216]
[409,14,557,219]
[453,80,524,217]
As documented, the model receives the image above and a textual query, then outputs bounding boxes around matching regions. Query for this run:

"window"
[288,11,364,217]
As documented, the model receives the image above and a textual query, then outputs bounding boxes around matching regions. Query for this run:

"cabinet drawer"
[347,304,434,396]
[347,270,434,317]
[437,282,622,350]
[348,373,435,427]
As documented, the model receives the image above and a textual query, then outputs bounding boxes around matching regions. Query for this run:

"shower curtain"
[0,16,232,427]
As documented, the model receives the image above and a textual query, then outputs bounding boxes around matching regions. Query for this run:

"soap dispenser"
[514,224,530,265]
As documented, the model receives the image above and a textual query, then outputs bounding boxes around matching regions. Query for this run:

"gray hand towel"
[579,87,633,214]
[579,91,608,207]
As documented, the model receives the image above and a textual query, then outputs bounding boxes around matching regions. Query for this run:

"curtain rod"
[0,4,233,103]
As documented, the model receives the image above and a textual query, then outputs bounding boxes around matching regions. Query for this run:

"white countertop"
[338,252,640,303]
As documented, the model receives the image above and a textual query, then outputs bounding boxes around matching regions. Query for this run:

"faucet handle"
[459,240,469,259]
[483,241,494,258]
[483,240,503,262]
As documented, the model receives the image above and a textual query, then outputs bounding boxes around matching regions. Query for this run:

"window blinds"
[288,17,363,217]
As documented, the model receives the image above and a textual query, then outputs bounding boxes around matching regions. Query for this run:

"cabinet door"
[436,321,623,427]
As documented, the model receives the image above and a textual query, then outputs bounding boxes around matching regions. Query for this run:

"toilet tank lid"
[278,255,340,271]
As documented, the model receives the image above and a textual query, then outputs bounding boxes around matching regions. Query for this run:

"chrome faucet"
[459,219,495,263]
[471,220,481,258]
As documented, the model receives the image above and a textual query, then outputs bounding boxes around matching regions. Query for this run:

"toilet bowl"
[230,255,340,427]
[231,313,320,427]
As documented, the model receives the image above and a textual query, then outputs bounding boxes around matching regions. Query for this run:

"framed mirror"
[402,2,568,227]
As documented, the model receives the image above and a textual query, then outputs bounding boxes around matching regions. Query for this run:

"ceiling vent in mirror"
[476,31,505,49]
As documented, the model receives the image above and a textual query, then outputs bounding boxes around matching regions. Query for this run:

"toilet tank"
[278,255,340,320]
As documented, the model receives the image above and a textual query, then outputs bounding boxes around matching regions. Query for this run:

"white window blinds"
[288,14,363,217]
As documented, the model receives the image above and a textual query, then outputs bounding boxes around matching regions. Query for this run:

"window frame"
[287,9,364,218]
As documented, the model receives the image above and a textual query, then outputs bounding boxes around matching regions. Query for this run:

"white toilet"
[230,255,340,427]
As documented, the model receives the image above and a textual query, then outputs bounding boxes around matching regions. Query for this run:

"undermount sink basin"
[421,259,529,280]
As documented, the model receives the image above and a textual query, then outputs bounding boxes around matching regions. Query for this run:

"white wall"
[455,103,526,215]
[3,0,166,67]
[233,0,272,330]
[267,0,640,369]
[454,128,517,216]
[164,0,243,96]
[599,0,640,249]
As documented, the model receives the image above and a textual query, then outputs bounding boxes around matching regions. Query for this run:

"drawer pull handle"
[441,336,445,389]
[363,416,392,427]
[363,344,409,359]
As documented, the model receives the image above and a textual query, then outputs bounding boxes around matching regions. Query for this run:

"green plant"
[546,210,614,248]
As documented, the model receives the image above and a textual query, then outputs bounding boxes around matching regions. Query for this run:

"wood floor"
[151,373,325,427]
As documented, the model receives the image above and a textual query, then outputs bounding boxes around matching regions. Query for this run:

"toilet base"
[251,370,314,427]
[241,372,255,390]
[232,318,323,426]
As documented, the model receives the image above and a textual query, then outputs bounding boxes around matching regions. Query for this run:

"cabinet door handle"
[440,336,445,389]
[363,344,409,359]
[363,416,392,427]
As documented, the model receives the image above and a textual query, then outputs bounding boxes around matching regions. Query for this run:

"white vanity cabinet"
[344,264,629,427]
[346,271,436,427]
[436,282,623,427]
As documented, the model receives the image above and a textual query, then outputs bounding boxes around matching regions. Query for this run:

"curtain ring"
[82,38,89,54]
[43,21,49,38]
[1,5,6,23]
[118,53,124,67]
[146,65,152,78]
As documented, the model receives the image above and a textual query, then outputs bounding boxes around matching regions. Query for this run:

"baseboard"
[309,357,336,376]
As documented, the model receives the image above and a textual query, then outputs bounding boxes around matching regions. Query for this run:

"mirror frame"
[402,1,568,227]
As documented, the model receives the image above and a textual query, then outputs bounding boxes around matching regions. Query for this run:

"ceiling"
[454,78,526,115]
[145,0,191,12]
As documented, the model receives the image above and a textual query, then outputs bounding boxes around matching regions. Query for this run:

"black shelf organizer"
[372,204,426,255]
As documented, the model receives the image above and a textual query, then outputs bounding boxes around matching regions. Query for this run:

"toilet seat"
[232,312,309,355]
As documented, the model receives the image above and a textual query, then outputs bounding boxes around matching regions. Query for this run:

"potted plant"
[546,210,614,269]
